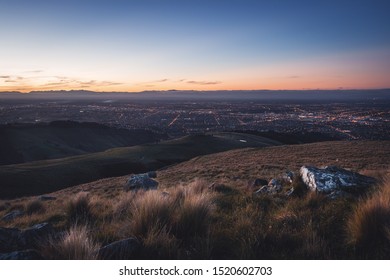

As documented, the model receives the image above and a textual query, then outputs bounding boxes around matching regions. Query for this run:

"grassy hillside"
[0,132,280,198]
[158,140,390,186]
[1,140,389,259]
[0,121,167,165]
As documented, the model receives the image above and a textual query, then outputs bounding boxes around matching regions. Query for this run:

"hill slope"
[0,132,280,198]
[0,121,167,165]
[38,140,390,200]
[158,140,390,185]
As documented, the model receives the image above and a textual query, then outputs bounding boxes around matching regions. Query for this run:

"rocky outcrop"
[98,238,141,259]
[300,166,376,195]
[283,171,295,184]
[1,210,24,222]
[0,223,53,253]
[254,179,283,195]
[124,173,159,191]
[39,195,56,201]
[0,250,43,260]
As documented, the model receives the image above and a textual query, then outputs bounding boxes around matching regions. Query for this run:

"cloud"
[287,75,301,79]
[186,80,221,85]
[41,77,123,89]
[79,80,123,87]
[137,79,169,85]
[23,70,44,74]
[0,75,11,79]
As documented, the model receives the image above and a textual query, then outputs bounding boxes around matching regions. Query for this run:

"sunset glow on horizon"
[1,0,390,93]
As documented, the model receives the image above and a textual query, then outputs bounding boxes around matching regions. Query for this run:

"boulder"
[2,210,24,222]
[0,227,22,252]
[285,187,295,197]
[283,171,295,184]
[300,166,376,195]
[0,223,53,253]
[98,238,141,259]
[39,195,56,201]
[0,250,43,260]
[21,223,53,246]
[254,179,283,195]
[124,173,158,191]
[268,179,283,193]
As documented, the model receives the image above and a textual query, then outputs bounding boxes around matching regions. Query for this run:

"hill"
[0,132,281,198]
[34,140,390,200]
[1,140,389,260]
[0,121,167,165]
[158,140,390,186]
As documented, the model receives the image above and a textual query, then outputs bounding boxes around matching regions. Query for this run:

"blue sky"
[1,0,389,92]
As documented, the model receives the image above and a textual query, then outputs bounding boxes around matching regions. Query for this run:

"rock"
[283,171,295,184]
[0,227,22,252]
[98,238,141,259]
[124,173,158,191]
[0,223,53,253]
[0,250,43,260]
[39,195,56,201]
[285,187,295,197]
[268,179,283,193]
[1,210,24,222]
[252,178,268,188]
[254,179,283,195]
[254,185,269,195]
[21,223,53,246]
[300,165,376,195]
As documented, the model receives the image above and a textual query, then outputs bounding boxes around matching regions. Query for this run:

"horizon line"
[1,88,390,95]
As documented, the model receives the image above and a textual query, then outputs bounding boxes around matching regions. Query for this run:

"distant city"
[1,96,389,140]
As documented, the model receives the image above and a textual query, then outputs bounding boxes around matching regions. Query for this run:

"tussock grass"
[2,167,388,259]
[142,226,180,259]
[173,192,214,238]
[25,199,45,215]
[347,177,390,258]
[66,192,93,224]
[41,225,100,260]
[129,191,173,237]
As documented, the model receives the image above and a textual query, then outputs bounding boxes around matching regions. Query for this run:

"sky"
[0,0,389,92]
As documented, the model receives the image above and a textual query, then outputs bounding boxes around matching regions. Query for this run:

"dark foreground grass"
[1,174,389,259]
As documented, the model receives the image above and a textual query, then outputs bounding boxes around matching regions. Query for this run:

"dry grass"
[1,144,388,260]
[173,192,214,239]
[347,177,390,258]
[41,225,100,260]
[66,192,93,224]
[25,199,45,215]
[142,226,180,259]
[126,180,215,240]
[128,190,173,237]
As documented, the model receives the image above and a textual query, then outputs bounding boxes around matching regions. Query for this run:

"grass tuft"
[41,225,100,260]
[66,192,93,224]
[347,177,390,258]
[25,199,45,215]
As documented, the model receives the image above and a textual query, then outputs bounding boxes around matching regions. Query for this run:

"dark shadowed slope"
[0,121,167,165]
[0,132,280,198]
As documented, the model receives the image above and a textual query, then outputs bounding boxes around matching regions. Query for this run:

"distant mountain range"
[1,89,390,101]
